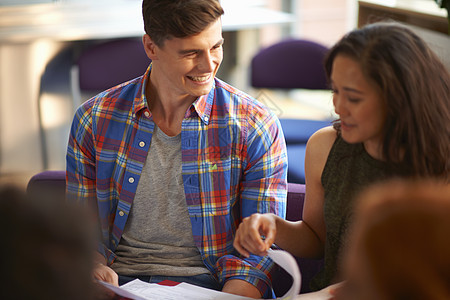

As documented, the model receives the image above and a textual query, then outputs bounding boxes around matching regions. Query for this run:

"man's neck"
[146,75,195,137]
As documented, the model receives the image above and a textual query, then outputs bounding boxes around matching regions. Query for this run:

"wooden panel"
[358,0,448,34]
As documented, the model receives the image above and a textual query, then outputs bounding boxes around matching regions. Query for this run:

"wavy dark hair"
[142,0,224,47]
[324,22,450,179]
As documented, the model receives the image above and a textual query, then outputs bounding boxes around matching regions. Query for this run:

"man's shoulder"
[214,78,254,101]
[213,78,273,116]
[85,77,143,113]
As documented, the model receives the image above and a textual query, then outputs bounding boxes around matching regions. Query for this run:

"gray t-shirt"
[111,125,209,276]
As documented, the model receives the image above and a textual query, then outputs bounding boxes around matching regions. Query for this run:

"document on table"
[99,249,302,300]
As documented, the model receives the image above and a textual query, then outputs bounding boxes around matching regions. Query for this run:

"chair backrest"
[77,38,150,91]
[280,118,331,145]
[71,38,151,110]
[27,170,66,200]
[280,119,331,184]
[251,39,329,90]
[250,39,331,184]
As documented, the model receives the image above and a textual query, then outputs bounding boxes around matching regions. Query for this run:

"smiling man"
[66,0,287,298]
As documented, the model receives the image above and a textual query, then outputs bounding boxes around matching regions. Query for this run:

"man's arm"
[218,104,288,298]
[66,102,116,266]
[222,279,262,298]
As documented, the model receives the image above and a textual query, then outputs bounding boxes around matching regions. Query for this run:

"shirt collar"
[191,80,215,125]
[133,63,152,116]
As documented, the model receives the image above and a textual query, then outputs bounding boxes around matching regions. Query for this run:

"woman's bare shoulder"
[307,126,338,157]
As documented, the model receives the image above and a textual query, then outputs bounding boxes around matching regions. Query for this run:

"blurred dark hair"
[0,185,96,300]
[324,22,450,179]
[142,0,224,47]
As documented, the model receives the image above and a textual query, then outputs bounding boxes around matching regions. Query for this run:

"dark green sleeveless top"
[310,134,407,291]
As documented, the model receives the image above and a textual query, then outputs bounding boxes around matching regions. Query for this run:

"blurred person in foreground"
[337,179,450,300]
[0,185,97,300]
[66,0,287,298]
[234,22,450,293]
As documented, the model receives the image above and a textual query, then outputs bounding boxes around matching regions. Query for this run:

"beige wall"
[295,0,357,47]
[260,0,357,48]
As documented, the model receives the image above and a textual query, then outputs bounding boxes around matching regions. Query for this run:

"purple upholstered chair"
[272,183,323,296]
[26,170,66,201]
[250,39,331,184]
[70,38,151,112]
[251,39,329,90]
[38,39,151,170]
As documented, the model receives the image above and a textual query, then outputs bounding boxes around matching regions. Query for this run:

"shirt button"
[119,211,124,217]
[144,111,150,118]
[139,141,145,147]
[128,177,135,183]
[132,113,136,118]
[204,116,209,122]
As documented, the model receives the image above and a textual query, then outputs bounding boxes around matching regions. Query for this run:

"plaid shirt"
[66,65,287,297]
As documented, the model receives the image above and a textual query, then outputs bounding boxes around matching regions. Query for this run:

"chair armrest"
[27,170,66,200]
[286,182,305,221]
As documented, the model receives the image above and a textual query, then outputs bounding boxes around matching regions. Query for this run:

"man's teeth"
[189,75,209,82]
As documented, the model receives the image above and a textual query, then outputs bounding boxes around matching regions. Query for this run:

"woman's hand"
[233,213,278,257]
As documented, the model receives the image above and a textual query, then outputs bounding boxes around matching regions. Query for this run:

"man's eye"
[185,51,197,57]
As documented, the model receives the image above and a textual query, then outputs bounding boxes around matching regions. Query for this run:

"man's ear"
[142,34,158,60]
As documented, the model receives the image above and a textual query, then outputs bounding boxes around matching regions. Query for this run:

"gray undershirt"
[111,125,209,276]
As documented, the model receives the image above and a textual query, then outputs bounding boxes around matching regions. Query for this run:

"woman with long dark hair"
[233,22,450,292]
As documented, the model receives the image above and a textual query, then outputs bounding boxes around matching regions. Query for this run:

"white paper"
[101,279,252,300]
[267,249,301,299]
[98,280,147,300]
[99,249,306,300]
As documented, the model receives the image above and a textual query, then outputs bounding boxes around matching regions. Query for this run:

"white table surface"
[0,0,295,42]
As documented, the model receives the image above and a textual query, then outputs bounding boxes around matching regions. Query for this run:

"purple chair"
[250,39,331,184]
[26,170,66,201]
[272,183,323,296]
[38,38,150,170]
[251,39,329,90]
[71,38,151,112]
[26,172,321,294]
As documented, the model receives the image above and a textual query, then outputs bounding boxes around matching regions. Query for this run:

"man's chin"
[192,85,214,98]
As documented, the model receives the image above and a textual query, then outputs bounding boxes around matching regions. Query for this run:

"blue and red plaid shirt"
[66,64,287,297]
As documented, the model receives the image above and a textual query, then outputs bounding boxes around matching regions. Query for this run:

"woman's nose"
[333,94,342,115]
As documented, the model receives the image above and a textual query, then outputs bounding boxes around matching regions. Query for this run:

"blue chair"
[250,38,332,183]
[280,118,331,183]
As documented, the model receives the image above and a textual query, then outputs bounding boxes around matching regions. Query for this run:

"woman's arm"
[234,126,336,259]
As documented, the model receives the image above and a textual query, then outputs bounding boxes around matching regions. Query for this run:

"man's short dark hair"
[142,0,224,47]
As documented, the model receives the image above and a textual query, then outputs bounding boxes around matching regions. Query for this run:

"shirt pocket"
[200,153,244,217]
